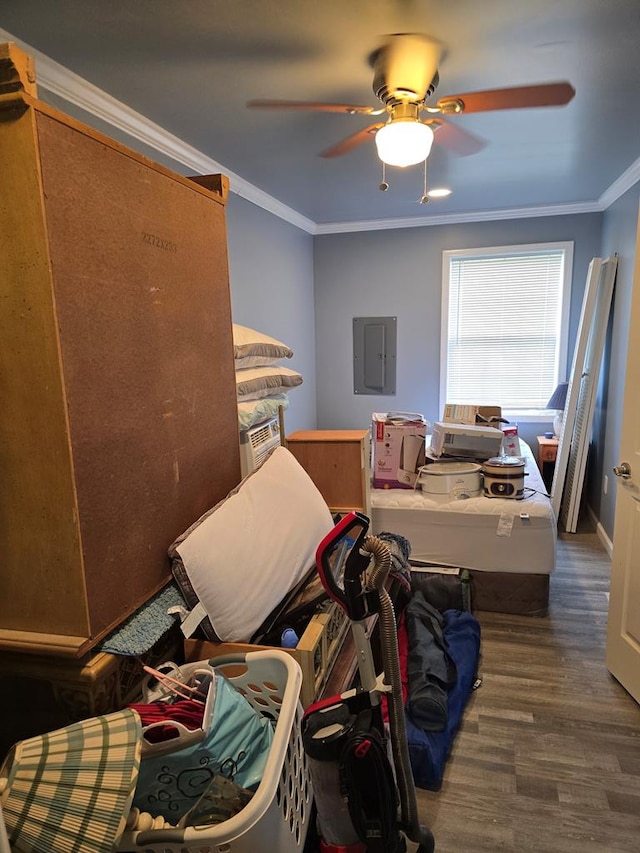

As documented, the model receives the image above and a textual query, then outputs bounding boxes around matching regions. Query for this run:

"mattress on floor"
[370,438,557,576]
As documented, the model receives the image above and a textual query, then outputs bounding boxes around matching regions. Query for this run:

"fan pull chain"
[379,161,389,192]
[419,158,429,204]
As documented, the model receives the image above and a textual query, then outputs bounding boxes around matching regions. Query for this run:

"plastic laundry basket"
[118,649,312,853]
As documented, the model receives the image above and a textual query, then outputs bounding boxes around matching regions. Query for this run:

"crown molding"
[2,26,638,237]
[598,156,640,210]
[0,27,316,235]
[314,201,603,234]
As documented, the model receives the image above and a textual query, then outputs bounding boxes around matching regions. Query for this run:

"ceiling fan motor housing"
[370,33,443,107]
[373,66,439,107]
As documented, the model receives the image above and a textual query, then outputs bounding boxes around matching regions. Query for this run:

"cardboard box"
[184,600,351,708]
[442,403,502,425]
[372,412,428,489]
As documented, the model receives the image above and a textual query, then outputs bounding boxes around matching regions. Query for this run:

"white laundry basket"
[118,649,312,853]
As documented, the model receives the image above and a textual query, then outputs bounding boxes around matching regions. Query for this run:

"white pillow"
[169,447,334,643]
[238,393,289,432]
[236,365,303,401]
[233,323,293,369]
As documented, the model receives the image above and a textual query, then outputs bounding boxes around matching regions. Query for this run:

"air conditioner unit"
[239,416,282,477]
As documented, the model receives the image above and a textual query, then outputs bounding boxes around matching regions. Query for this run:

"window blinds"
[446,249,566,409]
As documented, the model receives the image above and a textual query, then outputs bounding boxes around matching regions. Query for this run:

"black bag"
[409,565,472,613]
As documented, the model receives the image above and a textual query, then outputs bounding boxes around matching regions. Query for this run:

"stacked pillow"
[233,324,303,431]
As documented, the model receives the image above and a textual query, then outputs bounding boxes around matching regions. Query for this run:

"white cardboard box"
[442,403,502,425]
[372,412,427,489]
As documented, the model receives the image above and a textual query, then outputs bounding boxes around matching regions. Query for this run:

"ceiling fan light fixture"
[375,120,434,167]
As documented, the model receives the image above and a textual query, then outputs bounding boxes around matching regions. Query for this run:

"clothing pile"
[401,597,481,790]
[379,533,482,790]
[128,661,273,827]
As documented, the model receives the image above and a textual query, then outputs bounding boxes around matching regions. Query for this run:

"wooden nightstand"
[286,429,371,516]
[537,435,559,492]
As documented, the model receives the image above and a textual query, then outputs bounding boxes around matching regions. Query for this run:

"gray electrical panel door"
[353,316,396,395]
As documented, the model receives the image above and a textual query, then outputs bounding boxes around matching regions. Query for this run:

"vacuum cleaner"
[302,511,435,853]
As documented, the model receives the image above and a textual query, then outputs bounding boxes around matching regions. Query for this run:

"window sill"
[503,409,555,425]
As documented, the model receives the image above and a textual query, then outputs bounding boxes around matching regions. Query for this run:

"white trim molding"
[0,27,316,235]
[598,158,640,211]
[314,201,602,234]
[1,26,638,236]
[588,506,614,559]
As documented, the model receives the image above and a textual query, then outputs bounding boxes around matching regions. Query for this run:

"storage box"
[442,403,502,425]
[184,599,350,708]
[372,412,428,489]
[501,424,522,457]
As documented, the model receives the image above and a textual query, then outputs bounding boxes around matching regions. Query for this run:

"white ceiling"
[2,0,640,232]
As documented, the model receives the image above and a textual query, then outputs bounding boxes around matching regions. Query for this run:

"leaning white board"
[551,256,617,531]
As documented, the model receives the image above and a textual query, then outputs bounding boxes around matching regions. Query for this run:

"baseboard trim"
[587,505,613,558]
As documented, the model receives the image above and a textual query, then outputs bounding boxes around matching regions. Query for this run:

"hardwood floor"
[411,527,640,853]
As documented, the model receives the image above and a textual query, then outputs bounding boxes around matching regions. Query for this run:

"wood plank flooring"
[411,528,640,853]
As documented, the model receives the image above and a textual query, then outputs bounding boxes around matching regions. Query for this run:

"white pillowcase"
[238,394,289,432]
[233,323,293,369]
[236,365,303,401]
[170,446,334,643]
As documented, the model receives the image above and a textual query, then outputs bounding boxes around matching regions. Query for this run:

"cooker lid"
[484,455,524,469]
[419,461,482,477]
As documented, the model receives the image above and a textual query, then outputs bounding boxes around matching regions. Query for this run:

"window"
[441,242,573,417]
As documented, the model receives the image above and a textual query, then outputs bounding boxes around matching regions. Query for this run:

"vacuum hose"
[362,535,435,853]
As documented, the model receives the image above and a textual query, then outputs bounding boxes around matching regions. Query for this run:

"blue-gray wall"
[313,214,603,451]
[219,190,639,542]
[225,195,317,433]
[589,185,640,539]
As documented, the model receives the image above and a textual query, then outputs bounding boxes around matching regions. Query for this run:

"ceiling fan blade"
[320,123,385,158]
[247,99,382,115]
[437,81,575,114]
[430,119,486,156]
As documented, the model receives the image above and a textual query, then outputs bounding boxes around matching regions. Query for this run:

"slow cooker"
[482,456,526,499]
[417,461,482,499]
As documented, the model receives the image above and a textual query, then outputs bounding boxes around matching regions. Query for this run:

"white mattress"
[370,439,557,575]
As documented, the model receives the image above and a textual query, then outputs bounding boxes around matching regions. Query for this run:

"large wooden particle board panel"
[0,105,88,638]
[36,111,240,636]
[0,96,241,654]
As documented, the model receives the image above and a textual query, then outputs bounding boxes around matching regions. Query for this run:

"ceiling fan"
[247,33,575,168]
